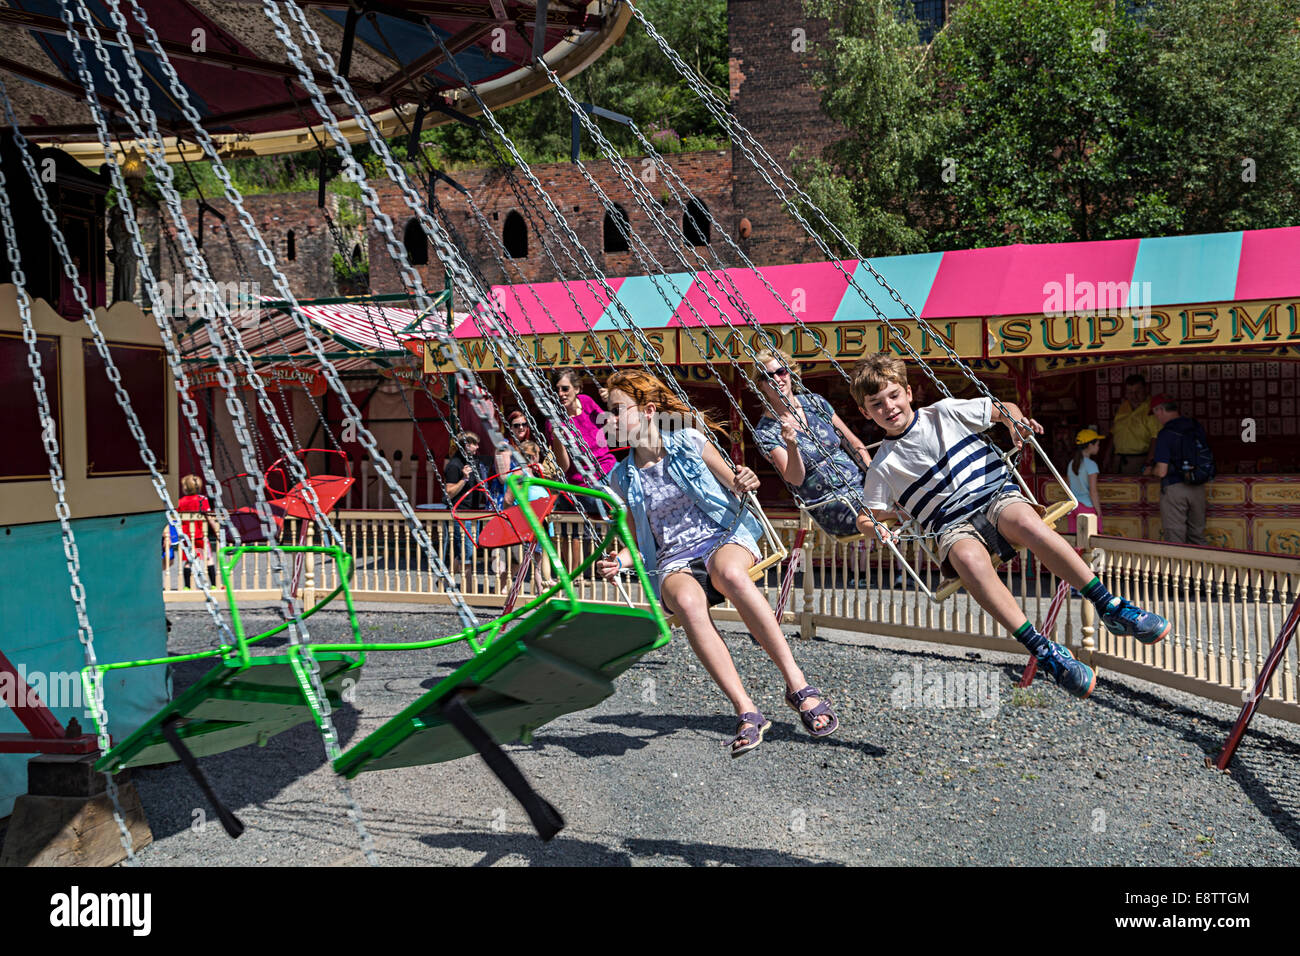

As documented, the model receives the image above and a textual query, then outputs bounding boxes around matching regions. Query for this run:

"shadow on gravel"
[418,830,842,866]
[521,712,886,760]
[131,657,362,841]
[1088,678,1300,852]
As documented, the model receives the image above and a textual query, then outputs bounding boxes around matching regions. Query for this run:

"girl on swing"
[751,348,874,538]
[597,370,838,757]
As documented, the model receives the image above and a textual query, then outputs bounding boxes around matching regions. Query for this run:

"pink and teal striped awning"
[451,226,1300,338]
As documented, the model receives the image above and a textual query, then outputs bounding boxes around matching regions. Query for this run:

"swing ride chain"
[272,0,616,511]
[4,41,237,655]
[628,125,877,511]
[392,100,620,380]
[633,5,1046,446]
[418,187,608,542]
[275,1,633,592]
[82,0,340,561]
[286,90,460,491]
[429,28,686,403]
[427,26,785,568]
[0,92,136,864]
[540,58,879,512]
[545,72,875,543]
[120,0,482,643]
[431,28,727,473]
[88,0,381,863]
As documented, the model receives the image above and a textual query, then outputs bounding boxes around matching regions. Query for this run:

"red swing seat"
[452,466,568,549]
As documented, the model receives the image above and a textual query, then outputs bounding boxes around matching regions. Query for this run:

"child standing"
[851,353,1169,699]
[1067,429,1104,534]
[598,370,837,756]
[177,474,221,589]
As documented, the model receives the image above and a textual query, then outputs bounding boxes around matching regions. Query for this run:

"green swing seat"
[90,544,366,775]
[335,597,663,777]
[95,652,360,773]
[86,478,668,840]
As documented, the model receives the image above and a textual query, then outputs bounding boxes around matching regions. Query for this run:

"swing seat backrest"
[476,492,561,549]
[333,597,666,777]
[96,652,360,772]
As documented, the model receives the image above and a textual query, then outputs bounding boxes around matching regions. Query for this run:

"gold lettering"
[1133,310,1171,346]
[919,321,957,355]
[705,331,740,360]
[1181,309,1218,345]
[998,319,1032,354]
[879,323,912,356]
[577,334,603,363]
[1230,303,1280,342]
[1087,314,1121,349]
[791,325,826,358]
[607,333,638,365]
[1040,315,1082,351]
[836,325,866,358]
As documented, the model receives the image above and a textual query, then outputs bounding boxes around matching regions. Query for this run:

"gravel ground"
[120,603,1300,866]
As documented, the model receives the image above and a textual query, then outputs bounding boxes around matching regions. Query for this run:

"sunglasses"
[509,421,527,429]
[768,366,790,378]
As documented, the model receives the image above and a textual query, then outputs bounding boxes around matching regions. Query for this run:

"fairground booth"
[422,225,1300,556]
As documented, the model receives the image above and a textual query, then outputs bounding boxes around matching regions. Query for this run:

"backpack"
[1175,421,1215,485]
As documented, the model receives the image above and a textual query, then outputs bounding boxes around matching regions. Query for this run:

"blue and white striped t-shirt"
[861,397,1017,533]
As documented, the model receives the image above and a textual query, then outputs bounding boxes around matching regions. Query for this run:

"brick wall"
[149,192,366,301]
[366,151,737,295]
[727,0,847,266]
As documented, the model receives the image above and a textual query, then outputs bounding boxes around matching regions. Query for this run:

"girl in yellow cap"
[1067,428,1105,533]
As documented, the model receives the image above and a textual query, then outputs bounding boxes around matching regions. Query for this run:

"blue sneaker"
[1037,642,1096,699]
[1099,598,1170,645]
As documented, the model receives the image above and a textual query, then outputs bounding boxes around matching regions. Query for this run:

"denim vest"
[609,430,763,599]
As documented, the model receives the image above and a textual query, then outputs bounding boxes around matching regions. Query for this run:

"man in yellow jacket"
[1107,374,1160,474]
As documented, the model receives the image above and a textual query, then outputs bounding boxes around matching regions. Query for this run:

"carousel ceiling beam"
[373,21,495,99]
[0,8,383,95]
[221,0,602,29]
[0,53,130,120]
[198,87,415,130]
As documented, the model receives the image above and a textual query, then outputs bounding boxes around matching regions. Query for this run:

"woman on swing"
[751,348,874,537]
[597,370,837,757]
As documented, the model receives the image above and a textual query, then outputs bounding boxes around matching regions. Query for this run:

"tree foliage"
[166,0,728,200]
[800,0,1300,255]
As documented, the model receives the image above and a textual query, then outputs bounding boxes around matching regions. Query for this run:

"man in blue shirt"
[1146,394,1209,545]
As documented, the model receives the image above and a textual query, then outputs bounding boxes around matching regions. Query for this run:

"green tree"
[800,0,1300,252]
[931,0,1177,246]
[1141,0,1300,233]
[799,0,944,256]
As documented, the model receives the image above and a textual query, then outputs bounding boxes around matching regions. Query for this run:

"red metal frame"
[451,467,571,549]
[0,648,99,755]
[1211,593,1300,770]
[1018,578,1073,687]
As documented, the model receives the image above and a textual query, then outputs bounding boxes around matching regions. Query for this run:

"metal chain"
[272,0,613,507]
[115,0,482,638]
[85,0,382,861]
[0,81,136,864]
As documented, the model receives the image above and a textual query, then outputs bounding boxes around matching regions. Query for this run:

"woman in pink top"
[545,369,614,572]
[545,368,616,506]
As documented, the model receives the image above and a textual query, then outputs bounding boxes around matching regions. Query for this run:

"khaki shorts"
[935,489,1040,566]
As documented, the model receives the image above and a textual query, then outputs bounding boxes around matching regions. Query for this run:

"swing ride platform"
[82,478,671,844]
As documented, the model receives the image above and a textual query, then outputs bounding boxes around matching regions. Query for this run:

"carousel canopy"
[1,0,628,164]
[439,225,1300,337]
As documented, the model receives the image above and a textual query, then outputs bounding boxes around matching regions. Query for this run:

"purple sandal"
[729,711,772,758]
[786,686,838,738]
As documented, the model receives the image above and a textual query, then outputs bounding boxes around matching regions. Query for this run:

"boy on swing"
[851,353,1169,698]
